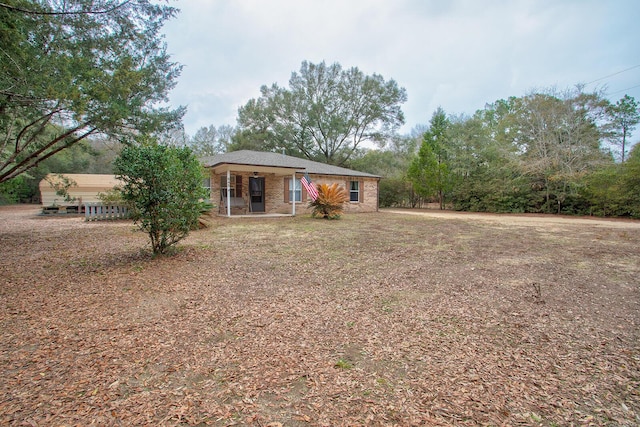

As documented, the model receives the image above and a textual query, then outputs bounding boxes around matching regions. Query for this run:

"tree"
[236,60,407,165]
[408,108,453,209]
[348,134,417,208]
[0,175,30,204]
[190,125,217,156]
[606,95,639,162]
[189,124,235,155]
[583,163,624,216]
[447,104,535,213]
[585,143,640,217]
[161,127,189,149]
[618,143,640,216]
[0,0,183,184]
[350,135,417,177]
[509,89,609,213]
[83,138,124,174]
[114,140,207,255]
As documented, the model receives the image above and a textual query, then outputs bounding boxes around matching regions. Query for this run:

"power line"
[610,83,640,96]
[585,64,640,85]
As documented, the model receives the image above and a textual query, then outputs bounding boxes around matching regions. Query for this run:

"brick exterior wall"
[208,170,378,215]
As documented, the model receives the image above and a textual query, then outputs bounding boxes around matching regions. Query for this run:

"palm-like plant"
[310,183,348,219]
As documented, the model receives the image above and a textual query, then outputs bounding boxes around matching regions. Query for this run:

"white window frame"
[289,178,302,202]
[349,180,360,202]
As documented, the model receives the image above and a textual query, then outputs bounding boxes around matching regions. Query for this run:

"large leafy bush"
[114,142,208,254]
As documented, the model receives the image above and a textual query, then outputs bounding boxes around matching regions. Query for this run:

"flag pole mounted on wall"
[301,172,319,201]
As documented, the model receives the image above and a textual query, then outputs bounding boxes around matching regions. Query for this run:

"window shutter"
[284,178,290,202]
[302,179,307,202]
[359,180,364,203]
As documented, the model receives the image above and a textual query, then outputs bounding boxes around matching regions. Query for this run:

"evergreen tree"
[606,95,640,162]
[408,108,452,209]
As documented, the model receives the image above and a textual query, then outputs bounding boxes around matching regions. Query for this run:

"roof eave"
[210,162,301,175]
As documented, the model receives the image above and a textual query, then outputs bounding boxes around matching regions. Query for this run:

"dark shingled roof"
[201,150,379,178]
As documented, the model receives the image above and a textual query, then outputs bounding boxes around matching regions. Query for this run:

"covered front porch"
[208,163,304,217]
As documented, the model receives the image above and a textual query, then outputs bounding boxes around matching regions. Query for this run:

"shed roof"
[200,150,379,178]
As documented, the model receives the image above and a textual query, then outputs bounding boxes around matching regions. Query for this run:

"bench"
[219,196,247,214]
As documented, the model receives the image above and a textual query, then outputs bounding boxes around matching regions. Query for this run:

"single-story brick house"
[201,150,380,216]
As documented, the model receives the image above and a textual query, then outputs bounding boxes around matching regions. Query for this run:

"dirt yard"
[1,205,639,426]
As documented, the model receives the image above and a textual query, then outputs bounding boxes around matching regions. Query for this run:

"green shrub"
[114,141,208,255]
[0,176,31,204]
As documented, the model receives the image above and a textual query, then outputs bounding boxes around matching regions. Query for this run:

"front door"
[249,177,265,212]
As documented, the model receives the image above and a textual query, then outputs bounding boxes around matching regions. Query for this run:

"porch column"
[292,171,296,216]
[226,170,231,217]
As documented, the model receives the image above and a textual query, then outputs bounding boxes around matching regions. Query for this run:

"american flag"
[301,173,319,201]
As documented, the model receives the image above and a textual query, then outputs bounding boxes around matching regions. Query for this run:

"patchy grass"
[1,206,639,426]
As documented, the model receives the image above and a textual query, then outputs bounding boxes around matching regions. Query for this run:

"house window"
[289,178,302,202]
[202,177,211,198]
[349,180,360,202]
[220,175,237,198]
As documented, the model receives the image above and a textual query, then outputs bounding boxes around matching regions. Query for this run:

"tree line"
[400,90,639,216]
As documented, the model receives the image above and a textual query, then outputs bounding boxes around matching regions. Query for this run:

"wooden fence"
[84,203,130,221]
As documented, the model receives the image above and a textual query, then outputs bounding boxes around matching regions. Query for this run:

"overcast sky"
[160,0,640,138]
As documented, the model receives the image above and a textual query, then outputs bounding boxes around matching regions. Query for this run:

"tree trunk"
[622,127,627,162]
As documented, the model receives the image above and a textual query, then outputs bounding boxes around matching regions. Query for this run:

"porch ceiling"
[210,163,301,176]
